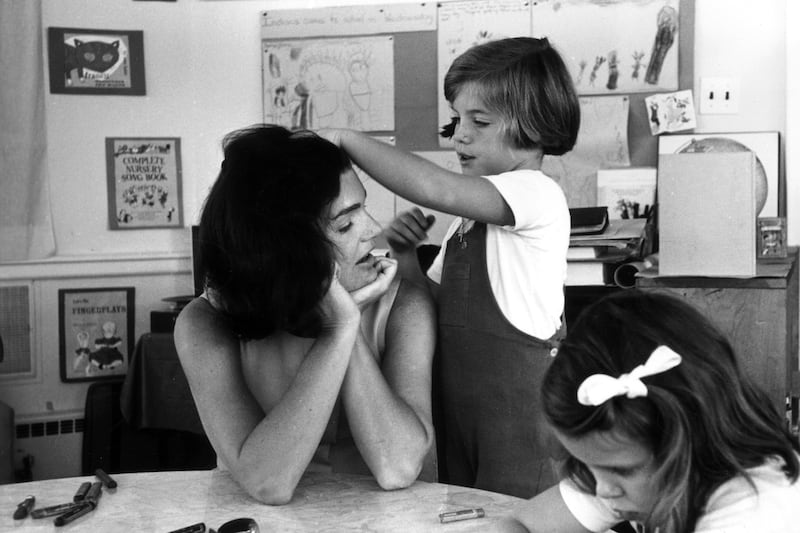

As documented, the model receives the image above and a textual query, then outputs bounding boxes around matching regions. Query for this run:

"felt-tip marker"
[13,495,35,520]
[438,507,485,523]
[166,522,207,533]
[95,468,117,488]
[31,502,83,519]
[53,501,95,527]
[73,481,91,502]
[85,481,103,503]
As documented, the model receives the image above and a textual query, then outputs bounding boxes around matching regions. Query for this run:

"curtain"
[0,0,56,262]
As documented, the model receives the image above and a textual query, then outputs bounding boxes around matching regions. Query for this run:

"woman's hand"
[318,264,361,332]
[350,256,398,310]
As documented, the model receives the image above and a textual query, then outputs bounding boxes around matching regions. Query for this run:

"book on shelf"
[569,207,609,236]
[567,259,622,286]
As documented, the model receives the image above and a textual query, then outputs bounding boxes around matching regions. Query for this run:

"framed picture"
[47,27,146,95]
[658,131,780,217]
[105,137,183,229]
[58,287,135,383]
[757,217,788,259]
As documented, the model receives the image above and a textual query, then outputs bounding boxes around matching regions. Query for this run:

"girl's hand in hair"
[350,256,398,310]
[317,128,344,147]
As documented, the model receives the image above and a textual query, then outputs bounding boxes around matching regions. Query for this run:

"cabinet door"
[642,287,787,413]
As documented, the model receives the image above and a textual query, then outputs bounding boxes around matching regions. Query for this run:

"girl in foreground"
[503,290,800,532]
[174,125,435,504]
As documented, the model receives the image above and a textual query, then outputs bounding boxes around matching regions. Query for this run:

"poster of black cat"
[47,27,145,95]
[58,287,135,383]
[106,137,183,229]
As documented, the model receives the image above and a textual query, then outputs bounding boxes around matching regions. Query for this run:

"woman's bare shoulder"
[174,296,236,359]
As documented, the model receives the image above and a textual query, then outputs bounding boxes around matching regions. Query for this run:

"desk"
[636,249,799,415]
[0,470,522,531]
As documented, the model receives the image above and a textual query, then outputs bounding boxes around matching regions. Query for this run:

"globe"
[677,136,768,215]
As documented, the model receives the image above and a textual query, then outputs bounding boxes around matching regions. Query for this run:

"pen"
[31,502,83,518]
[74,481,91,502]
[13,495,35,520]
[95,468,118,489]
[166,522,207,533]
[53,501,95,527]
[438,507,486,524]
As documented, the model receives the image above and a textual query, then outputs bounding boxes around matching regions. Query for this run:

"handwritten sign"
[105,137,183,229]
[261,3,436,39]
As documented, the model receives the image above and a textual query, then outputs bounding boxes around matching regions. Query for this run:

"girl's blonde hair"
[442,37,580,156]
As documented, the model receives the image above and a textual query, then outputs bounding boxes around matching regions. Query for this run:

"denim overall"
[436,221,563,498]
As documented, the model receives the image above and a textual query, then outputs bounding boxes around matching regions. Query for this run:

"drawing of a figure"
[631,50,645,80]
[576,59,588,85]
[649,101,660,129]
[348,54,371,128]
[291,82,312,129]
[645,5,678,84]
[301,61,347,128]
[606,50,619,90]
[589,56,606,86]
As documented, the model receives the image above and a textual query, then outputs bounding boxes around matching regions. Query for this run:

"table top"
[1,469,523,532]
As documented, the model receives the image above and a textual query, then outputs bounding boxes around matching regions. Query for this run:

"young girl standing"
[321,37,580,498]
[504,290,800,532]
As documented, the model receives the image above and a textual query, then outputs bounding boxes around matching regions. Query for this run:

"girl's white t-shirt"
[426,169,570,339]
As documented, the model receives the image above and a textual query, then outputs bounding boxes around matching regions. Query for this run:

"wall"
[0,0,789,480]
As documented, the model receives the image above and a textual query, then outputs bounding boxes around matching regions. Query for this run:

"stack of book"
[567,213,647,286]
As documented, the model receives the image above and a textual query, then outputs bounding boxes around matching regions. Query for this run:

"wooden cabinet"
[636,248,798,415]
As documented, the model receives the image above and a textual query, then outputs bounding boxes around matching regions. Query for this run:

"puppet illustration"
[90,321,124,370]
[73,330,92,375]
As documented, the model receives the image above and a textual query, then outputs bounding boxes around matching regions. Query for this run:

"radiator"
[14,413,84,481]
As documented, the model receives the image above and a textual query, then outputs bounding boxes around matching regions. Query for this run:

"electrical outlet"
[699,77,739,114]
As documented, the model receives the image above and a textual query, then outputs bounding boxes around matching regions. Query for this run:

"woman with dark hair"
[174,125,435,505]
[502,290,800,532]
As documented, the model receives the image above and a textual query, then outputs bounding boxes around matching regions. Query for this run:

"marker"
[53,501,95,527]
[85,481,103,504]
[166,522,207,533]
[73,481,91,502]
[438,507,485,524]
[31,502,83,518]
[13,495,35,520]
[95,468,117,489]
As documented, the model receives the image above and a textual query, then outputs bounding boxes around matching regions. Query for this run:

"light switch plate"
[699,77,739,114]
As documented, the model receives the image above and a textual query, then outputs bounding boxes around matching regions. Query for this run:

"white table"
[1,469,523,531]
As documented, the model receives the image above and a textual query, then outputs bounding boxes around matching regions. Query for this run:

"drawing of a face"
[349,59,368,82]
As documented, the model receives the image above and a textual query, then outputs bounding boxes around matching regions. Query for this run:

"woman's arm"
[324,128,513,226]
[173,280,360,505]
[340,278,437,488]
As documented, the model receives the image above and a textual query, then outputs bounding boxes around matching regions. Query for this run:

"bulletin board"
[260,0,693,208]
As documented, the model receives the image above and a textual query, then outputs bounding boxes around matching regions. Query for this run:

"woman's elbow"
[239,474,299,505]
[373,455,424,490]
[247,486,295,505]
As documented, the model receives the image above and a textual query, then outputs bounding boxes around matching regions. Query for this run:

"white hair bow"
[577,346,682,406]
